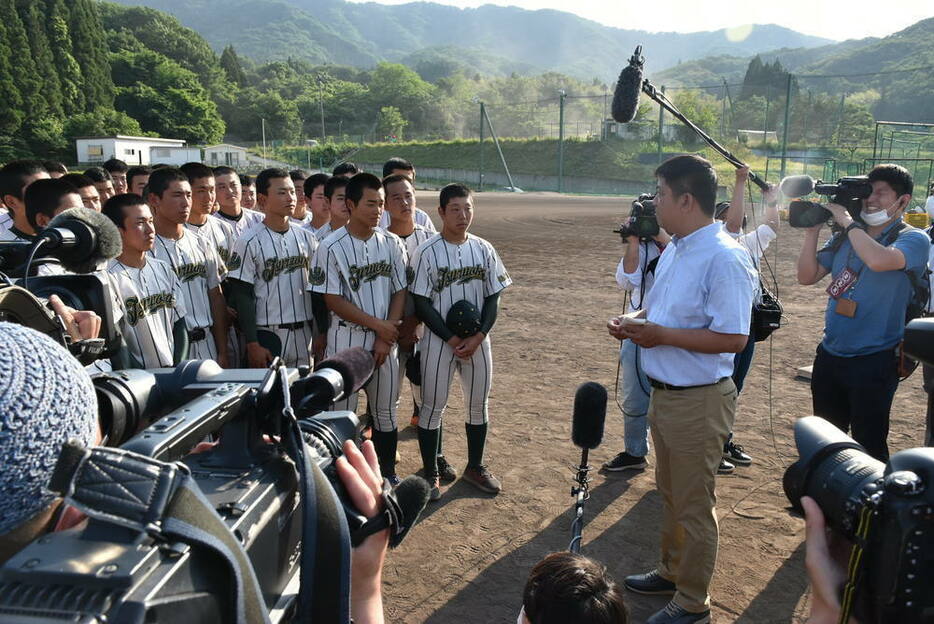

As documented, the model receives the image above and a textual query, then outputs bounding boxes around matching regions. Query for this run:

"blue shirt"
[641,223,757,386]
[817,221,930,356]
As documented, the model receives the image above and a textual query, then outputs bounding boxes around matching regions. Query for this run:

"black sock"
[371,428,398,478]
[436,425,444,457]
[417,426,441,478]
[465,422,488,468]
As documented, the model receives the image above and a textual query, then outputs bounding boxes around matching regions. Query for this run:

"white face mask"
[861,200,900,227]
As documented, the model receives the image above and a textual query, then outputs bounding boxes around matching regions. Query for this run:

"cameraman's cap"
[0,322,97,535]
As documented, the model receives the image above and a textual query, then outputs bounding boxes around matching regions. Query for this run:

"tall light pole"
[558,89,566,193]
[317,77,326,140]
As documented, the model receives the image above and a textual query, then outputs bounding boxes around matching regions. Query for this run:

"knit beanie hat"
[0,322,97,535]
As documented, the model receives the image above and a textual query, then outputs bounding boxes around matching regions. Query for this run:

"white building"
[203,144,248,168]
[74,135,198,166]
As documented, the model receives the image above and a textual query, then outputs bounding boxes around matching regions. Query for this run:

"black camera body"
[0,361,360,623]
[788,176,873,228]
[615,193,660,241]
[784,417,934,623]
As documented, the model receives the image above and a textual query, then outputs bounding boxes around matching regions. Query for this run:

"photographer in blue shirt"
[797,164,929,461]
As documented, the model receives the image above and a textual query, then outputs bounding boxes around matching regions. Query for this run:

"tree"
[0,10,24,136]
[377,106,407,141]
[671,90,719,146]
[220,45,246,87]
[46,0,83,115]
[18,0,64,118]
[1,0,46,118]
[63,108,145,141]
[68,0,114,110]
[221,88,300,143]
[111,49,225,143]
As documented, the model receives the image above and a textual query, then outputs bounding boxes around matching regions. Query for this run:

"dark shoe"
[623,569,676,595]
[723,440,752,466]
[437,455,457,482]
[717,458,735,475]
[646,601,710,624]
[602,451,648,471]
[462,465,501,494]
[428,477,442,501]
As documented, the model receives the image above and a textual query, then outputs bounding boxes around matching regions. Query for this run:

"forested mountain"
[109,0,832,81]
[655,17,934,122]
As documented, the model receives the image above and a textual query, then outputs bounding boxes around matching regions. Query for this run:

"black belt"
[276,321,309,330]
[648,376,729,391]
[188,327,207,342]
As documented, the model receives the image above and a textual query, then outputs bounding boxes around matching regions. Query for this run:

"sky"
[347,0,934,41]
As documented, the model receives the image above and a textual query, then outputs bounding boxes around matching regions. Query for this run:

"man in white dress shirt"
[609,155,756,624]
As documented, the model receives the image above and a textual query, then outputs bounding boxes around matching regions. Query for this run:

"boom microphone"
[779,174,816,198]
[572,381,607,450]
[611,46,645,123]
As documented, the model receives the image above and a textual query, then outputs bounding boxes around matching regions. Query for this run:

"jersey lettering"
[349,261,394,290]
[174,261,207,283]
[436,265,486,292]
[262,255,309,281]
[125,292,176,326]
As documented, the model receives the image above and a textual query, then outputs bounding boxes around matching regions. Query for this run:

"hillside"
[108,0,832,81]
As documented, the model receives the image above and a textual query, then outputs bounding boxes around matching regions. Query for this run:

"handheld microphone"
[779,175,816,198]
[294,346,375,414]
[611,46,645,123]
[572,381,607,450]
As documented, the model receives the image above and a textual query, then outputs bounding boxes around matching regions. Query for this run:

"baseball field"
[378,191,928,623]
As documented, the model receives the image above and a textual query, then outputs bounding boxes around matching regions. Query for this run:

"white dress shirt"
[641,222,757,386]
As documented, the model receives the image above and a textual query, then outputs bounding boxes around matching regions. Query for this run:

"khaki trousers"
[648,377,736,612]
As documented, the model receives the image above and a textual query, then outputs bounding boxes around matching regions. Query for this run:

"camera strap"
[838,504,875,624]
[277,363,353,624]
[49,441,271,624]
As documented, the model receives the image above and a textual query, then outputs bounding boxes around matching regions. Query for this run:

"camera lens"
[783,417,885,540]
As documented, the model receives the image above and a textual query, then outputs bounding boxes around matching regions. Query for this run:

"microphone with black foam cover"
[779,175,816,199]
[294,346,375,414]
[611,46,645,123]
[40,207,123,273]
[572,381,607,450]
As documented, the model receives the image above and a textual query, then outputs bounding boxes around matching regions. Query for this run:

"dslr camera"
[783,317,934,623]
[788,176,873,228]
[615,193,660,241]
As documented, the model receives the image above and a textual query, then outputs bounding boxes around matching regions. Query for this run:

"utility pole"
[780,73,793,179]
[478,100,485,191]
[261,118,267,168]
[656,86,665,164]
[762,84,770,149]
[558,89,566,193]
[317,77,326,139]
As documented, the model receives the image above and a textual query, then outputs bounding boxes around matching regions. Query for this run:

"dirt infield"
[381,191,928,623]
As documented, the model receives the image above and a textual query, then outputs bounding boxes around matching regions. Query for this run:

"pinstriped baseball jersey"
[106,257,187,368]
[309,227,407,323]
[378,207,437,232]
[148,230,222,331]
[0,211,11,233]
[311,222,333,241]
[392,225,435,317]
[212,208,264,238]
[185,218,237,274]
[228,223,319,326]
[409,233,512,318]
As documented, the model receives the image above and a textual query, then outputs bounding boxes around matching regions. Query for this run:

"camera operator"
[609,155,756,624]
[713,167,782,471]
[603,209,669,472]
[797,164,929,461]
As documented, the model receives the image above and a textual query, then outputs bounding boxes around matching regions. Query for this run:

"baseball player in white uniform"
[310,176,351,242]
[146,168,229,366]
[183,163,237,271]
[409,183,511,499]
[309,172,407,483]
[228,168,319,369]
[213,166,265,240]
[382,175,434,422]
[103,195,188,369]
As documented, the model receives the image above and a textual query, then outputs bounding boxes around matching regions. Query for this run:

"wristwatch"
[845,222,864,235]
